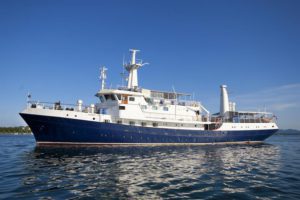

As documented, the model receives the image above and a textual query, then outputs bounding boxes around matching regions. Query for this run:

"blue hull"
[20,113,278,145]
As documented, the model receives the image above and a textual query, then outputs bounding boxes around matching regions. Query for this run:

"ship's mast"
[100,66,107,90]
[124,49,147,89]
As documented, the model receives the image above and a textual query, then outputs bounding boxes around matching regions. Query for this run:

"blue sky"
[0,0,299,129]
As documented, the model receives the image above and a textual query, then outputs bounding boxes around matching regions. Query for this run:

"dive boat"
[20,49,278,145]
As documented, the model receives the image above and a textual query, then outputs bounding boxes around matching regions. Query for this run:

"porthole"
[93,118,95,120]
[153,122,158,127]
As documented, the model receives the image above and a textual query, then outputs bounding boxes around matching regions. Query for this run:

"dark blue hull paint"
[20,113,278,144]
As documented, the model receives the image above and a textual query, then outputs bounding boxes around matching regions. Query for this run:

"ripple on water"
[0,135,300,199]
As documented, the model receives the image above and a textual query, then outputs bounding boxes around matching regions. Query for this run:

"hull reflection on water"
[21,143,281,199]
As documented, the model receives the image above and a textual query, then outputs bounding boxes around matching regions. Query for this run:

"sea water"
[0,134,299,199]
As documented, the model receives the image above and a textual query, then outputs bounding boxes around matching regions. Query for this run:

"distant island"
[0,126,32,134]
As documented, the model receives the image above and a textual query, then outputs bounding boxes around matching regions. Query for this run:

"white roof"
[96,89,144,97]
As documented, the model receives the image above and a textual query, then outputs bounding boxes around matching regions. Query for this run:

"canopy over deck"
[236,111,273,115]
[150,89,191,99]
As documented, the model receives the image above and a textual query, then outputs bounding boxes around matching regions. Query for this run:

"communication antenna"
[122,54,125,67]
[100,66,107,90]
[172,85,177,119]
[27,92,31,102]
[172,86,177,100]
[124,49,149,89]
[26,92,31,108]
[120,54,127,87]
[120,72,127,87]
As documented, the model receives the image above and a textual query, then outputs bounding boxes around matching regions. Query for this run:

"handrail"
[27,100,97,114]
[28,100,90,108]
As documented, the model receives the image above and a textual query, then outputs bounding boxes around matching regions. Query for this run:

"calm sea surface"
[0,134,300,200]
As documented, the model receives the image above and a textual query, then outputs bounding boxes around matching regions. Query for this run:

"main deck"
[20,112,278,145]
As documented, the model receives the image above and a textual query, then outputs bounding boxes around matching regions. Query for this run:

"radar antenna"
[100,66,107,90]
[124,49,148,89]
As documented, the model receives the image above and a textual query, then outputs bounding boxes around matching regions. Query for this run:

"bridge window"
[163,107,168,111]
[104,94,116,101]
[99,95,105,103]
[129,97,135,101]
[116,94,121,100]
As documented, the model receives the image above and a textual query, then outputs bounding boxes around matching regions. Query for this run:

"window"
[116,94,121,100]
[117,120,122,124]
[129,121,135,126]
[100,108,107,114]
[111,95,116,100]
[119,106,126,110]
[99,95,105,103]
[141,105,147,110]
[163,107,168,111]
[152,106,158,110]
[141,122,147,127]
[104,120,110,123]
[153,122,158,127]
[104,94,116,101]
[129,97,135,101]
[144,98,153,104]
[104,94,110,100]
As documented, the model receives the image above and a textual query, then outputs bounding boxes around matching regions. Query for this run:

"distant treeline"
[0,126,31,134]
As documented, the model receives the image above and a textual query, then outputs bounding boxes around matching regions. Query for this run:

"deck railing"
[27,101,98,114]
[210,116,276,123]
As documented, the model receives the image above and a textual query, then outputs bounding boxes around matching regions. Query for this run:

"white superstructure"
[22,49,278,133]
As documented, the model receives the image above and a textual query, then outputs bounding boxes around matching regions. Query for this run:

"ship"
[20,49,278,146]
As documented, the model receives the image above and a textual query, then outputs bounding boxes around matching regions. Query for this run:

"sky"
[0,0,299,129]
